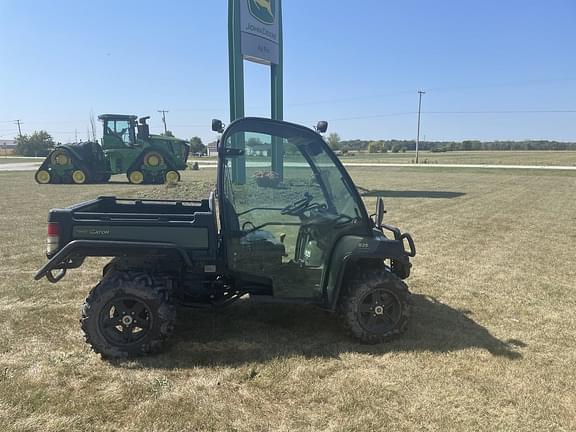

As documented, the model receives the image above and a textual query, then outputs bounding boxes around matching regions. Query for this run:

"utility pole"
[416,91,425,164]
[14,119,23,137]
[158,110,169,134]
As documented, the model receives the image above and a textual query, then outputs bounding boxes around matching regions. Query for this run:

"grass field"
[1,151,576,167]
[189,151,576,167]
[0,165,575,431]
[339,150,576,166]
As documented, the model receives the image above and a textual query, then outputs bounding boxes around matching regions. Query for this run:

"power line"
[326,109,576,122]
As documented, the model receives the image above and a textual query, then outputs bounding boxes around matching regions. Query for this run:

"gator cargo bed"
[45,194,218,260]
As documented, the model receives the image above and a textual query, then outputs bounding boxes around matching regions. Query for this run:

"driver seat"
[222,198,285,256]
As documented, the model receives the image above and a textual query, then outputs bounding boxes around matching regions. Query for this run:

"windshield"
[222,121,364,224]
[104,119,136,145]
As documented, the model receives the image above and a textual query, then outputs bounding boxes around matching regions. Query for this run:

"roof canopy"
[97,114,138,121]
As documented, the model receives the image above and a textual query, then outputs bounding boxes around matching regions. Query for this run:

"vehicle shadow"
[122,294,523,369]
[358,188,465,199]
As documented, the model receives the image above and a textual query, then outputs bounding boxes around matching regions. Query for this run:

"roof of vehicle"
[97,114,138,121]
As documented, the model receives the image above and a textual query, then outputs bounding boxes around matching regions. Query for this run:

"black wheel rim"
[357,288,402,334]
[99,296,153,346]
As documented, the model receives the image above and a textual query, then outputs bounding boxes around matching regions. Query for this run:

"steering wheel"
[281,193,313,216]
[242,221,256,232]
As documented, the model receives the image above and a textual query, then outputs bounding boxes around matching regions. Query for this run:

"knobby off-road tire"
[339,271,411,344]
[81,272,176,359]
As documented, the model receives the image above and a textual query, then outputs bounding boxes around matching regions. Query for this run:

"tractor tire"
[51,150,71,166]
[81,272,176,359]
[339,271,411,344]
[71,169,88,184]
[35,170,51,184]
[127,170,145,184]
[143,152,163,168]
[164,170,180,184]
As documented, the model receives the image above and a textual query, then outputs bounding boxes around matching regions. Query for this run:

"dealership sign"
[240,0,280,64]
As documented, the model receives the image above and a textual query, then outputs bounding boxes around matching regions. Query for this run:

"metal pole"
[228,0,246,184]
[271,0,284,180]
[15,120,22,137]
[416,91,425,164]
[158,110,169,134]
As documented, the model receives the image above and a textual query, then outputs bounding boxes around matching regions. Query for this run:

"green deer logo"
[249,0,275,25]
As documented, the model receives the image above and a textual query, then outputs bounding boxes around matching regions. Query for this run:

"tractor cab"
[98,114,139,149]
[217,118,372,301]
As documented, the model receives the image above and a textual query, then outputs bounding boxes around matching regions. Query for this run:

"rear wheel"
[35,170,51,184]
[128,170,145,184]
[81,272,176,359]
[339,271,411,343]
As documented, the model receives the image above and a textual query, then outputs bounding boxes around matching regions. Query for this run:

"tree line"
[334,138,576,153]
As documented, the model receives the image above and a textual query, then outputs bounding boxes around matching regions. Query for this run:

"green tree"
[188,136,205,154]
[326,133,341,151]
[391,143,402,153]
[368,141,382,153]
[15,131,55,156]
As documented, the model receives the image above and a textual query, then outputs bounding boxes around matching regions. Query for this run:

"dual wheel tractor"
[35,114,190,185]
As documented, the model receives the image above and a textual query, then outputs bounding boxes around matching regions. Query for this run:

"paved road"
[1,161,576,172]
[191,161,576,170]
[341,163,576,170]
[0,162,42,172]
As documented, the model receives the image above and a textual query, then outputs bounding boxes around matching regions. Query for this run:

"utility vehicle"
[35,117,416,359]
[35,114,190,185]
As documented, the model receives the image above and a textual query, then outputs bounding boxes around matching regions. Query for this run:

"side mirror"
[212,119,225,133]
[375,197,386,228]
[316,121,328,133]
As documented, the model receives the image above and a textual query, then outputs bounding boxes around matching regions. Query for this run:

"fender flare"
[323,234,413,310]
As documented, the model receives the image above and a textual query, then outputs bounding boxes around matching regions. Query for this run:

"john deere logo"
[249,0,275,25]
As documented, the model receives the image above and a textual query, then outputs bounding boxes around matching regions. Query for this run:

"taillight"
[46,222,60,255]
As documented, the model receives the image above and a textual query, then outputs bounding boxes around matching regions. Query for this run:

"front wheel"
[339,271,411,343]
[81,272,176,359]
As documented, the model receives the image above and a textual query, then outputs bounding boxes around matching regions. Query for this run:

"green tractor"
[35,114,190,185]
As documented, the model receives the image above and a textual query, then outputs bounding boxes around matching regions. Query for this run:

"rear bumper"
[35,240,194,283]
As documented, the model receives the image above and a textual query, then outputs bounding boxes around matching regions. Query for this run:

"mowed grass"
[0,165,575,431]
[340,150,576,166]
[191,151,576,166]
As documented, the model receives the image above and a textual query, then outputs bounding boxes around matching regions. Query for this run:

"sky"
[0,0,575,144]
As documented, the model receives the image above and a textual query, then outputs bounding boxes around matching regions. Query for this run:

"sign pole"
[229,0,283,184]
[229,0,246,184]
[270,0,283,178]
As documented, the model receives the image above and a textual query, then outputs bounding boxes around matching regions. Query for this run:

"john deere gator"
[35,114,190,185]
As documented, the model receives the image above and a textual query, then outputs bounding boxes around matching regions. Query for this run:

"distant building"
[246,143,269,157]
[0,139,16,154]
[206,141,218,157]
